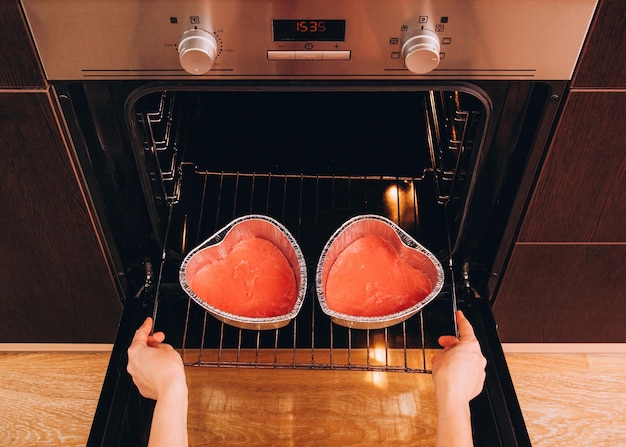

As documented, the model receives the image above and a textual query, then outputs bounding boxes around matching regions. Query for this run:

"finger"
[146,331,166,347]
[438,335,460,349]
[131,317,153,345]
[456,311,477,341]
[151,331,165,343]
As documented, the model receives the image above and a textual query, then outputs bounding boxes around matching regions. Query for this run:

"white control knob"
[178,29,218,75]
[401,29,441,74]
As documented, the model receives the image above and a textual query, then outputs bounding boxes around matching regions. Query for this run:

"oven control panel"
[21,0,597,80]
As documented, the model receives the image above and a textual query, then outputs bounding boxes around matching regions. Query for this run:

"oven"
[21,0,598,445]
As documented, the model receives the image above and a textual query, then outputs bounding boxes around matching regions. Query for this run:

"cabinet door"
[0,92,121,342]
[573,0,626,89]
[517,92,626,243]
[494,244,626,343]
[493,92,626,342]
[0,0,46,88]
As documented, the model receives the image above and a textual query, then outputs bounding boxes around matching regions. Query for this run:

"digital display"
[273,20,346,41]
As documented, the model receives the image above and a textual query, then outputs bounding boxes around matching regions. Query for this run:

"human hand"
[127,317,187,401]
[432,310,487,404]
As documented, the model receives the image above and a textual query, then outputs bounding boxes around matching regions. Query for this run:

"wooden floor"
[0,348,625,446]
[0,351,111,446]
[505,352,626,446]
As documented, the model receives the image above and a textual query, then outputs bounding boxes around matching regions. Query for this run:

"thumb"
[147,331,166,346]
[456,311,477,341]
[438,335,460,349]
[131,317,153,345]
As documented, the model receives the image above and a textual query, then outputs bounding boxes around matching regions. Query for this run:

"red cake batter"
[325,235,432,317]
[189,237,297,318]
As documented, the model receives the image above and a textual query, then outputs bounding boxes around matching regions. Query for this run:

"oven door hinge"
[461,260,476,300]
[132,258,155,300]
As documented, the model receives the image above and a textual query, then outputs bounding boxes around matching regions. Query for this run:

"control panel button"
[295,51,323,60]
[268,50,351,61]
[322,50,351,60]
[267,50,296,60]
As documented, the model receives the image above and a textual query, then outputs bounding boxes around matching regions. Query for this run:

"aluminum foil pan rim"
[315,214,445,329]
[179,214,307,330]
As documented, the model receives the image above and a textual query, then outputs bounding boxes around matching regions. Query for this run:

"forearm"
[148,382,189,447]
[435,396,474,447]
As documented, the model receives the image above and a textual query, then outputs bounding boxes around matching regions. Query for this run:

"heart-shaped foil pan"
[316,214,444,330]
[180,215,307,330]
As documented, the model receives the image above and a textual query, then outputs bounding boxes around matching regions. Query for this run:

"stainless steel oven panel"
[22,0,597,80]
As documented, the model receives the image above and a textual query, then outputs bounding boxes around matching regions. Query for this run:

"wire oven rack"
[150,169,456,374]
[135,89,481,374]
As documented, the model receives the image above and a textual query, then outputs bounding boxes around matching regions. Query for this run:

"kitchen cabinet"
[0,0,45,88]
[515,91,625,243]
[571,0,625,89]
[0,0,121,342]
[493,0,626,342]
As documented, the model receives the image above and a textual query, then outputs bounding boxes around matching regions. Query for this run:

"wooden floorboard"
[0,352,111,447]
[505,353,626,446]
[0,350,625,446]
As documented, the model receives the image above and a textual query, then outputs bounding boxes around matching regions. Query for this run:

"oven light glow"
[368,332,387,365]
[371,344,387,364]
[383,182,418,228]
[385,184,400,203]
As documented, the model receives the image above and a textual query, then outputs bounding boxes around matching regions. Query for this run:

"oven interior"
[125,85,486,372]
